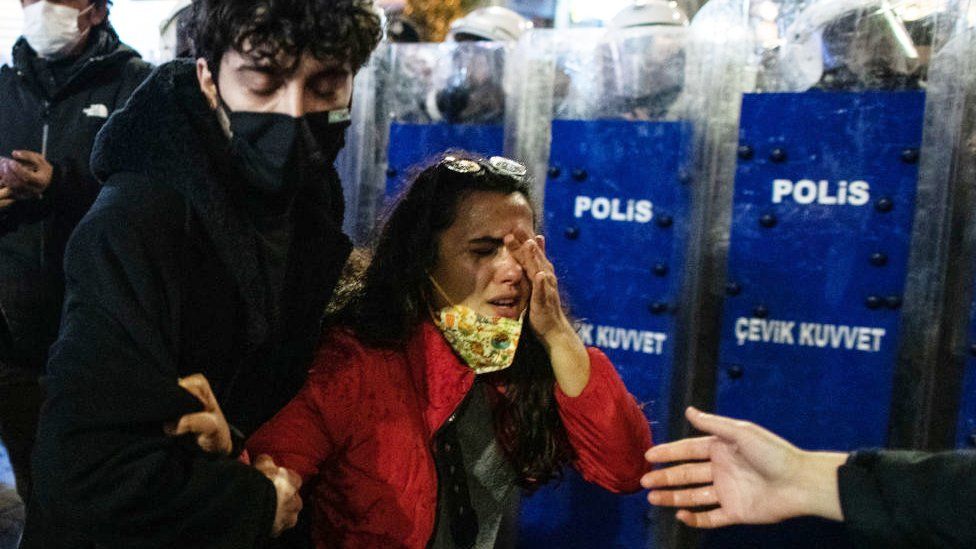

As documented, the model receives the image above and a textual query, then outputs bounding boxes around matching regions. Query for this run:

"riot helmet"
[159,0,193,61]
[604,1,689,119]
[610,0,689,27]
[447,6,533,42]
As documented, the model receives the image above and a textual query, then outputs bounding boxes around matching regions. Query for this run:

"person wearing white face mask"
[22,0,98,59]
[0,0,150,518]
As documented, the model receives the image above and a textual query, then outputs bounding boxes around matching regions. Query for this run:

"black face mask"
[222,107,351,196]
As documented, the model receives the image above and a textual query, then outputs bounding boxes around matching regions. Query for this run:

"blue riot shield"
[680,0,976,545]
[507,22,693,547]
[717,91,925,450]
[385,123,503,199]
[517,117,691,547]
[708,90,925,548]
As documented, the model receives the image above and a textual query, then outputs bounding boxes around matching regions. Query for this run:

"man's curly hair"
[189,0,383,74]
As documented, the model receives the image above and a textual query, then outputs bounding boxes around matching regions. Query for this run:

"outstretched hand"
[642,407,847,527]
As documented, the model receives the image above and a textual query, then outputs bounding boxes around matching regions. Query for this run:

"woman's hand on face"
[504,229,572,341]
[505,229,591,396]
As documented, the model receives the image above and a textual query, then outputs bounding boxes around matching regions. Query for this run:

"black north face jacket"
[21,61,353,548]
[0,27,151,374]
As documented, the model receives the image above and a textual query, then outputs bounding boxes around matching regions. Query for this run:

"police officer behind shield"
[603,0,689,120]
[771,0,929,92]
[0,0,150,509]
[425,6,531,125]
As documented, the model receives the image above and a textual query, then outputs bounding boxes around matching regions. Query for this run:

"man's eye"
[251,85,279,97]
[312,85,338,100]
[471,248,495,257]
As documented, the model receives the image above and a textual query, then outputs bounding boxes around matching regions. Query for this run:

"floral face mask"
[428,275,523,374]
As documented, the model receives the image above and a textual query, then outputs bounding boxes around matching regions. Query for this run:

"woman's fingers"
[511,227,533,245]
[532,271,548,306]
[521,238,554,280]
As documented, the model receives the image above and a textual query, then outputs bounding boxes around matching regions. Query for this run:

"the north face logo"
[83,104,109,118]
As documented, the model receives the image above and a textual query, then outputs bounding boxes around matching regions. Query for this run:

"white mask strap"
[426,274,456,307]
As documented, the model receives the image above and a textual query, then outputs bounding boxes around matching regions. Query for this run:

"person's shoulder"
[316,328,401,365]
[70,174,186,252]
[311,328,407,382]
[103,39,153,89]
[120,55,153,80]
[0,64,18,93]
[94,173,183,218]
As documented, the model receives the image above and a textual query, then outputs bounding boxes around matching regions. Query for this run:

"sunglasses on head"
[440,155,528,179]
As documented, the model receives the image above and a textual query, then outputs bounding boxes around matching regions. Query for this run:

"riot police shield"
[675,0,976,546]
[509,23,693,548]
[937,29,976,451]
[337,41,513,243]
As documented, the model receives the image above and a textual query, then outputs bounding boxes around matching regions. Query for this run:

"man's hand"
[254,454,303,537]
[4,151,53,198]
[642,407,847,527]
[165,373,233,456]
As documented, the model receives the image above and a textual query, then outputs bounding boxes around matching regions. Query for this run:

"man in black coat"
[21,1,383,547]
[0,0,150,505]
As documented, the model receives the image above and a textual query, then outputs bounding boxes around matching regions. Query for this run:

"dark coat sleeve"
[27,185,278,548]
[838,449,976,548]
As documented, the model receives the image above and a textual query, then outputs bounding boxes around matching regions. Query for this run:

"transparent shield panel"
[509,27,693,199]
[339,41,515,243]
[681,3,975,547]
[512,27,689,123]
[387,41,509,125]
[703,0,967,446]
[337,56,382,244]
[687,0,949,94]
[509,24,697,548]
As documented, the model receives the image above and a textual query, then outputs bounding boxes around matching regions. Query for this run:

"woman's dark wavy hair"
[335,151,575,491]
[189,0,383,75]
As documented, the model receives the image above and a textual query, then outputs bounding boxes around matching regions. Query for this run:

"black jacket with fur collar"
[21,60,352,548]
